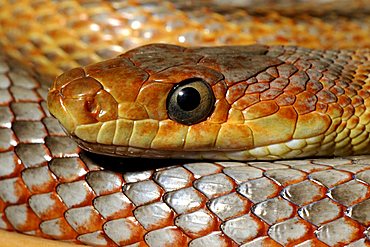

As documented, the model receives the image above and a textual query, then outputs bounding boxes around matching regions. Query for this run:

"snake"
[0,0,370,246]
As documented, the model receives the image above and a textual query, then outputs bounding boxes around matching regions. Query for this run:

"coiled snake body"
[0,1,370,246]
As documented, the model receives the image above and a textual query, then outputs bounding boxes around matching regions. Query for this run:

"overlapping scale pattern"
[1,56,370,246]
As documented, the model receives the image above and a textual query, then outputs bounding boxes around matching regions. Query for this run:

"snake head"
[47,65,119,136]
[47,44,369,159]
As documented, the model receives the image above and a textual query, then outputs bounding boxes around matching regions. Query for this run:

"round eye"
[167,78,215,125]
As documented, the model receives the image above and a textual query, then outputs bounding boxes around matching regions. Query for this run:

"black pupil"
[177,87,201,111]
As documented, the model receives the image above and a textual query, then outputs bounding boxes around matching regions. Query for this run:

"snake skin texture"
[1,56,370,246]
[0,0,370,246]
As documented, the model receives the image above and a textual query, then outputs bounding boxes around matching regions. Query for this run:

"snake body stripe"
[0,0,370,246]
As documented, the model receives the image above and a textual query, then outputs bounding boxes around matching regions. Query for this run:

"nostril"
[85,97,101,117]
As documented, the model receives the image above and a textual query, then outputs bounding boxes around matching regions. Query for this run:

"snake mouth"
[73,136,253,160]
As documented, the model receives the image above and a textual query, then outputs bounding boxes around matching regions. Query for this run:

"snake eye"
[166,78,215,125]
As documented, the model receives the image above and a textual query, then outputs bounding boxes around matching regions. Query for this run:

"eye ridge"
[166,77,215,125]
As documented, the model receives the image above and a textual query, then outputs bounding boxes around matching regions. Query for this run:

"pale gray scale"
[306,68,323,81]
[0,151,18,177]
[237,177,279,204]
[252,197,295,225]
[0,106,13,128]
[8,71,38,89]
[93,192,132,219]
[183,162,222,178]
[77,231,110,246]
[10,86,39,102]
[309,169,352,188]
[316,217,364,246]
[4,204,33,231]
[153,167,193,192]
[123,180,163,206]
[0,214,8,230]
[280,162,329,173]
[281,180,326,206]
[0,177,25,204]
[0,128,16,151]
[28,192,63,219]
[266,67,279,77]
[223,165,262,184]
[37,86,49,101]
[15,143,51,168]
[21,165,56,193]
[207,192,250,221]
[348,199,370,226]
[333,162,370,173]
[189,232,231,247]
[65,206,103,234]
[144,226,188,247]
[86,170,123,196]
[49,157,88,182]
[264,168,306,186]
[45,136,79,158]
[298,198,343,226]
[268,217,311,246]
[123,170,154,183]
[356,169,370,184]
[164,187,206,215]
[248,161,289,170]
[56,180,94,208]
[312,157,353,166]
[193,173,235,199]
[12,121,47,144]
[42,117,66,136]
[0,88,12,105]
[104,218,144,245]
[175,208,216,238]
[221,214,263,245]
[134,202,173,231]
[11,102,44,121]
[39,218,71,239]
[328,180,370,207]
[40,101,50,118]
[323,69,341,81]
